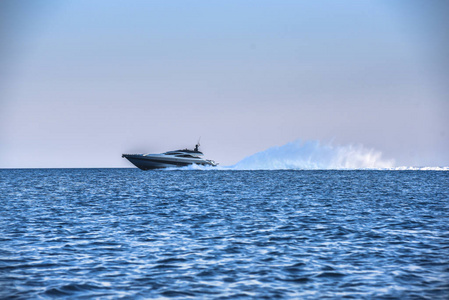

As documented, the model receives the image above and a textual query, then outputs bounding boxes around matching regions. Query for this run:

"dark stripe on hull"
[123,155,213,170]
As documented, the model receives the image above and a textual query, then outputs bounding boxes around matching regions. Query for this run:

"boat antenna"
[195,137,201,152]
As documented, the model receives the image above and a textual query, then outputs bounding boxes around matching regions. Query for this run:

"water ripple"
[0,169,448,299]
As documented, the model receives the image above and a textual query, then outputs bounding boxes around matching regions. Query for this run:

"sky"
[1,0,448,168]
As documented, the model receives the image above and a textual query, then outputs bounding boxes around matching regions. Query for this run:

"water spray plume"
[166,139,447,171]
[232,139,395,170]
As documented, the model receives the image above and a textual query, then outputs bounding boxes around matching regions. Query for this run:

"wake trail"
[163,139,447,171]
[230,139,394,170]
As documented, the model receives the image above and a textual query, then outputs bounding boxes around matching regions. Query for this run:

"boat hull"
[122,154,216,170]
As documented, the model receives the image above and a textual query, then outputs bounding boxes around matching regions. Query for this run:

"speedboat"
[122,143,218,170]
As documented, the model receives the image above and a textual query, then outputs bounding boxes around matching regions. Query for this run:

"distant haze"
[1,0,448,168]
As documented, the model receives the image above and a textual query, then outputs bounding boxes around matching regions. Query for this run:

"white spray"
[231,139,395,170]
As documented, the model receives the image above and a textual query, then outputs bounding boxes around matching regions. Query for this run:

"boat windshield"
[164,150,203,156]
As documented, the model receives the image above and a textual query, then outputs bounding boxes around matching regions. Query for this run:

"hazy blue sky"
[1,0,448,168]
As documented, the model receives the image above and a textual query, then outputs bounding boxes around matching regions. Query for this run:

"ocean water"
[1,169,448,299]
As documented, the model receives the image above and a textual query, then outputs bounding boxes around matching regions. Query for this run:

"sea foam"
[231,139,395,170]
[168,139,447,171]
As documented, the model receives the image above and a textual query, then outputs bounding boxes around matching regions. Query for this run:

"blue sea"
[1,169,448,299]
